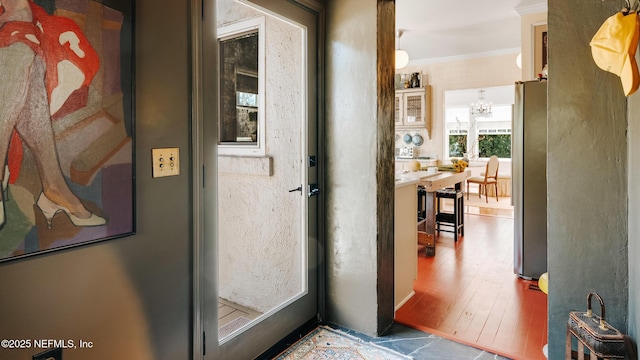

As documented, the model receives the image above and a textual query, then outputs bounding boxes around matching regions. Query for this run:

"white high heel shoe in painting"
[36,192,106,229]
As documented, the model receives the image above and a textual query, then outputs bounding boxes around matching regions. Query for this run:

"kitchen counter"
[417,170,470,192]
[395,176,419,188]
[396,158,438,165]
[418,170,470,242]
[395,170,441,188]
[395,158,439,172]
[394,170,470,310]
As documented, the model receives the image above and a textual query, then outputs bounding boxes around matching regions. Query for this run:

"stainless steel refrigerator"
[513,80,547,280]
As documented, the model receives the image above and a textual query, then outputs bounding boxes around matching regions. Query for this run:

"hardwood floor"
[395,208,548,360]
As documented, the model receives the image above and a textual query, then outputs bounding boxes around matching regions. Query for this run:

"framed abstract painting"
[0,0,135,262]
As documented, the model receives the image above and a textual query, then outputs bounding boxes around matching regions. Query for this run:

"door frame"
[192,0,326,358]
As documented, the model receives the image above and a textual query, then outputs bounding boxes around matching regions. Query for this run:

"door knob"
[308,184,320,197]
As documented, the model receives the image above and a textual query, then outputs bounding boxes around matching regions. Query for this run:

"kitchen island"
[394,176,418,310]
[393,170,470,310]
[412,170,470,239]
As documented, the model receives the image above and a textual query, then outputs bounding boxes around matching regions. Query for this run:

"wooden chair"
[466,155,499,203]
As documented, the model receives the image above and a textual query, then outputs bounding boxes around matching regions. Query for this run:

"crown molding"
[514,0,548,16]
[409,47,521,66]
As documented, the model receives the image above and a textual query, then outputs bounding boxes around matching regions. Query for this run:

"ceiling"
[396,0,547,65]
[445,85,515,109]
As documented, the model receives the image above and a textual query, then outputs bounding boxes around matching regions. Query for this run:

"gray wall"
[548,1,631,359]
[0,1,193,359]
[2,1,640,359]
[629,5,640,350]
[324,0,395,336]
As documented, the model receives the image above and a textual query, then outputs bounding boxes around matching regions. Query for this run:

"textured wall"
[0,0,193,359]
[547,2,629,359]
[217,0,304,313]
[325,0,395,336]
[325,0,379,335]
[629,17,640,346]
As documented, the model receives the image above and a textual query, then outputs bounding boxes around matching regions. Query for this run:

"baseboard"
[395,291,415,312]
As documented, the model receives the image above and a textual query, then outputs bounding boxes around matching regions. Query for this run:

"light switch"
[152,148,180,178]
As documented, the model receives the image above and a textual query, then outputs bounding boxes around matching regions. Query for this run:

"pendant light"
[395,29,409,70]
[470,89,493,118]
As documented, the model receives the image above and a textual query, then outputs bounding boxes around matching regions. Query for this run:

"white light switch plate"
[152,148,180,178]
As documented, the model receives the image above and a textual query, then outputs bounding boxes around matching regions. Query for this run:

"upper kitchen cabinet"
[395,86,431,134]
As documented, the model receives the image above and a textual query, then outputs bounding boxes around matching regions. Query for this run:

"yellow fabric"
[467,176,497,183]
[539,272,548,295]
[590,12,640,96]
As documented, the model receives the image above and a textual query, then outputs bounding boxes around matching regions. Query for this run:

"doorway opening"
[390,0,551,354]
[393,81,545,360]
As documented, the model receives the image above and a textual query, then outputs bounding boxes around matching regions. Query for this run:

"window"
[218,17,265,156]
[478,130,511,158]
[444,86,514,160]
[448,131,467,157]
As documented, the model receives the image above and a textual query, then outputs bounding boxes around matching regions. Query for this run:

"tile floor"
[236,192,524,358]
[326,323,510,360]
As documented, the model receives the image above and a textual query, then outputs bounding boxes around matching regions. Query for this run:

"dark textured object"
[410,72,420,88]
[566,293,626,359]
[418,231,435,257]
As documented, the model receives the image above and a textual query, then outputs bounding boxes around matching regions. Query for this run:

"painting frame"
[0,0,136,263]
[533,23,548,78]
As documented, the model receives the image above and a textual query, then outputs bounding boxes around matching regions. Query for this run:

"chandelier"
[470,89,492,118]
[395,29,409,70]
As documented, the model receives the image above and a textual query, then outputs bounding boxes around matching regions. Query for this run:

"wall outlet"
[152,147,180,178]
[32,348,62,360]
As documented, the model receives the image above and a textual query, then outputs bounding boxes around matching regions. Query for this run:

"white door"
[200,0,322,358]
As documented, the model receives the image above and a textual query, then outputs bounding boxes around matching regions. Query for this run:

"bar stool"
[435,188,464,241]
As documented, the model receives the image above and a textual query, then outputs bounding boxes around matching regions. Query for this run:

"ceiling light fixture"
[395,29,409,70]
[470,89,492,118]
